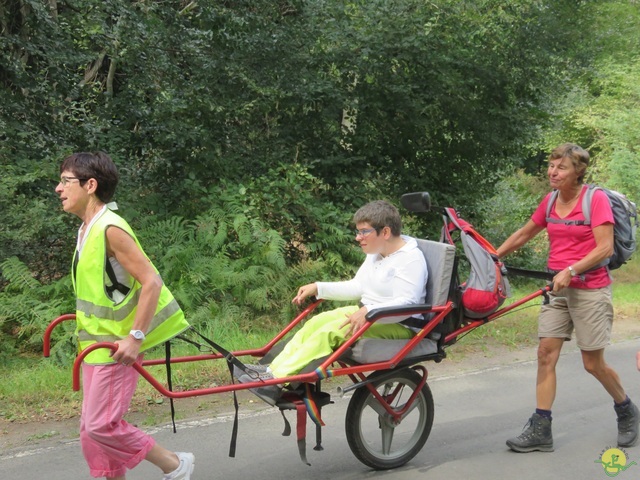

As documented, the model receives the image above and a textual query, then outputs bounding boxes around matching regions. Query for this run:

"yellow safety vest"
[72,209,189,364]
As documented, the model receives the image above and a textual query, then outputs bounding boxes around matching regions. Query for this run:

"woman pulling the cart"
[496,142,639,452]
[55,152,194,479]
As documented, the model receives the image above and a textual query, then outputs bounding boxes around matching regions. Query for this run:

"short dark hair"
[60,151,119,202]
[353,200,402,236]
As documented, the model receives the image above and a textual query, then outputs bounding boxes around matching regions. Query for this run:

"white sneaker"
[163,452,195,480]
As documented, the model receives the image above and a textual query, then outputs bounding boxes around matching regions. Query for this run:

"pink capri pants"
[81,356,155,478]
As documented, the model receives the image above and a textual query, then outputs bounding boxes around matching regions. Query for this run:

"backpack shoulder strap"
[546,187,594,226]
[105,258,131,297]
[581,184,599,226]
[545,190,559,221]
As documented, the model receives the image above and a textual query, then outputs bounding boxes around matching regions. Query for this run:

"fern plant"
[134,200,351,338]
[0,175,365,362]
[0,257,75,365]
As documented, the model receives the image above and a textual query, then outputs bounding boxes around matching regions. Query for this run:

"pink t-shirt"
[531,186,614,289]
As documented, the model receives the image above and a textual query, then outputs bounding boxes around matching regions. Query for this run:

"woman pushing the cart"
[496,143,639,452]
[55,152,194,480]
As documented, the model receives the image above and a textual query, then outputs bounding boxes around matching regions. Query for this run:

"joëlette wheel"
[345,367,434,470]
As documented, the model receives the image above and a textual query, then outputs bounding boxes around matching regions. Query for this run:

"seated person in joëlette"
[235,199,428,405]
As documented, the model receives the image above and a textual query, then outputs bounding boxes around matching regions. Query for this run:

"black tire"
[345,368,434,470]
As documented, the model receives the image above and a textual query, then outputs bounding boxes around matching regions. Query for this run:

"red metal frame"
[443,285,551,344]
[362,364,430,423]
[41,192,553,464]
[43,285,550,399]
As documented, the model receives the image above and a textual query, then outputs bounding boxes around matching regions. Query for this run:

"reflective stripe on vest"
[77,297,182,341]
[73,209,189,364]
[76,289,141,322]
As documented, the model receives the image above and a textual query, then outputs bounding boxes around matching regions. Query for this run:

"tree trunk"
[106,57,116,97]
[79,51,106,88]
[48,0,58,21]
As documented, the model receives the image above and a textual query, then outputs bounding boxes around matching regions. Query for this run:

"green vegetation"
[3,257,639,425]
[1,1,639,424]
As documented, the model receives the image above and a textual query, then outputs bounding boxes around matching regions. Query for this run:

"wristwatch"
[568,266,578,277]
[129,329,145,341]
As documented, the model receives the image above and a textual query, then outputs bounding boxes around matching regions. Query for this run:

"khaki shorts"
[538,286,613,351]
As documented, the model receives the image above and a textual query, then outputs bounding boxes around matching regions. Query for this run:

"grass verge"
[2,258,638,426]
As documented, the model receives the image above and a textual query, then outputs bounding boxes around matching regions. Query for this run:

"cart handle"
[43,314,77,357]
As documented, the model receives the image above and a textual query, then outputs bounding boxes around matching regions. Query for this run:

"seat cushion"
[348,337,438,364]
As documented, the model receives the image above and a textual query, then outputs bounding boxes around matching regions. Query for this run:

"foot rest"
[276,389,332,410]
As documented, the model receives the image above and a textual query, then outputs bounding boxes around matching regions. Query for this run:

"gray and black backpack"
[545,184,637,270]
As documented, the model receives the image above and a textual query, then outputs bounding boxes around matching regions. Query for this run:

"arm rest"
[365,304,433,322]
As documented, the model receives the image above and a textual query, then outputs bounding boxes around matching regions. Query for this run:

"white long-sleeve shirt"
[316,236,428,324]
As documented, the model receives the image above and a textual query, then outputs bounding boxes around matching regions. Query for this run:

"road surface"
[3,340,640,479]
